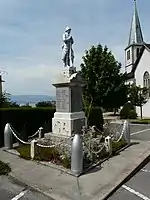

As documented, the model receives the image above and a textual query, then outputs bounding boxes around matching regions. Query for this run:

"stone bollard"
[105,136,112,156]
[71,134,83,176]
[39,127,44,139]
[123,120,130,145]
[4,123,13,149]
[30,139,37,159]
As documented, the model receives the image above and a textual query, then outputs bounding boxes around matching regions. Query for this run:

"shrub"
[120,102,137,119]
[112,140,127,155]
[88,107,103,131]
[0,107,56,147]
[128,110,137,119]
[0,160,11,175]
[16,145,71,169]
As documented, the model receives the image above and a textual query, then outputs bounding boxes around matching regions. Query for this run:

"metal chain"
[36,143,55,148]
[9,124,31,145]
[28,130,39,139]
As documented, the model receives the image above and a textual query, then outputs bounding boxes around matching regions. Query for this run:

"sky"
[0,0,150,95]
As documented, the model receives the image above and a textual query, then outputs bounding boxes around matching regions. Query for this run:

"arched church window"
[136,48,140,57]
[127,50,130,60]
[143,71,150,97]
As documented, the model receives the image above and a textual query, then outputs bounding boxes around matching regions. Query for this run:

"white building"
[125,0,150,118]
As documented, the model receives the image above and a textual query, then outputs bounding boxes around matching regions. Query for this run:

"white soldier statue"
[62,27,74,68]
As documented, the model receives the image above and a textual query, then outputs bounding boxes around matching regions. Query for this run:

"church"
[125,0,150,118]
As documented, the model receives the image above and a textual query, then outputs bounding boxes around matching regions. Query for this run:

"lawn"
[130,119,150,124]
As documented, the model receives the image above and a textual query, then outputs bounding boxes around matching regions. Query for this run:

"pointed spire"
[128,0,144,45]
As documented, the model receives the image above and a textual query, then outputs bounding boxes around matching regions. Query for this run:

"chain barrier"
[9,124,31,145]
[28,130,39,139]
[112,121,125,143]
[36,143,55,148]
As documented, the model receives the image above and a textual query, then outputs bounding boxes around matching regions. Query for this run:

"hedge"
[0,107,56,147]
[0,107,103,147]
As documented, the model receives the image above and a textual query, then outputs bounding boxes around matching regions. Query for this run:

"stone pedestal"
[52,67,87,137]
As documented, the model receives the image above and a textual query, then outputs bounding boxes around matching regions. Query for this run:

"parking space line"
[131,128,150,136]
[141,169,150,173]
[122,185,150,200]
[11,190,28,200]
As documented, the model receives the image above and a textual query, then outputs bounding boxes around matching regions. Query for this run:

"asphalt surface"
[1,123,150,200]
[0,176,53,200]
[108,123,150,200]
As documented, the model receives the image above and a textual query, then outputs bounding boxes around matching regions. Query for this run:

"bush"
[16,145,71,169]
[0,160,11,175]
[88,107,103,131]
[112,140,127,155]
[120,102,137,119]
[128,110,137,119]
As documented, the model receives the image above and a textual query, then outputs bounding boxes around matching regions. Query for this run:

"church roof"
[127,43,150,79]
[128,0,144,46]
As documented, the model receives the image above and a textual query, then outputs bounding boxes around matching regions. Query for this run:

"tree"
[0,91,20,108]
[80,44,127,113]
[128,84,148,119]
[35,101,53,107]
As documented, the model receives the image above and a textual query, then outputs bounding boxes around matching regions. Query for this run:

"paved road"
[0,176,52,200]
[108,123,150,200]
[108,161,150,200]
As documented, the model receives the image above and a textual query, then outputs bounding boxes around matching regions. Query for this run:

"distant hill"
[10,95,55,105]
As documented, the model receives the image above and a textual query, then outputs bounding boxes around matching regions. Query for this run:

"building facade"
[125,0,150,117]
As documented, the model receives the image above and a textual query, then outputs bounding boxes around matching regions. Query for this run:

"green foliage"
[0,107,56,147]
[128,84,148,119]
[112,140,127,156]
[120,102,137,119]
[16,145,71,169]
[128,110,137,119]
[20,103,32,108]
[128,84,148,107]
[0,160,11,175]
[81,44,127,110]
[0,91,20,108]
[130,119,150,124]
[88,107,103,131]
[35,101,54,107]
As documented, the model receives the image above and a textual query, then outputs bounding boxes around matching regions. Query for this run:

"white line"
[11,190,28,200]
[141,169,150,173]
[122,185,150,200]
[131,128,150,136]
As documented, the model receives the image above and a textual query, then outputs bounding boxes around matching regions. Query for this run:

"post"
[125,120,131,145]
[30,139,37,159]
[71,134,83,176]
[105,136,112,156]
[39,127,44,138]
[4,123,13,149]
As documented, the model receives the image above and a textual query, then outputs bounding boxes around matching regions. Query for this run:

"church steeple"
[125,0,144,74]
[128,0,144,45]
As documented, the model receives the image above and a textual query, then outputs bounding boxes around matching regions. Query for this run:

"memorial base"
[52,111,87,137]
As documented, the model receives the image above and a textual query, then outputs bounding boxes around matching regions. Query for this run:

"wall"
[135,48,150,117]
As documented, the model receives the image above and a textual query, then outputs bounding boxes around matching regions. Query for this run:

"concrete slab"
[0,140,150,200]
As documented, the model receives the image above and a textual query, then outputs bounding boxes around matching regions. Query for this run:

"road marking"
[11,190,28,200]
[141,169,150,173]
[131,128,150,136]
[122,185,150,200]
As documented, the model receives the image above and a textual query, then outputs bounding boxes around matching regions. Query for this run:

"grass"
[112,140,127,156]
[15,144,71,169]
[130,119,150,124]
[0,160,11,175]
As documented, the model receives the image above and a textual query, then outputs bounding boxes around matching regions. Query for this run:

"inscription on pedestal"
[56,87,70,112]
